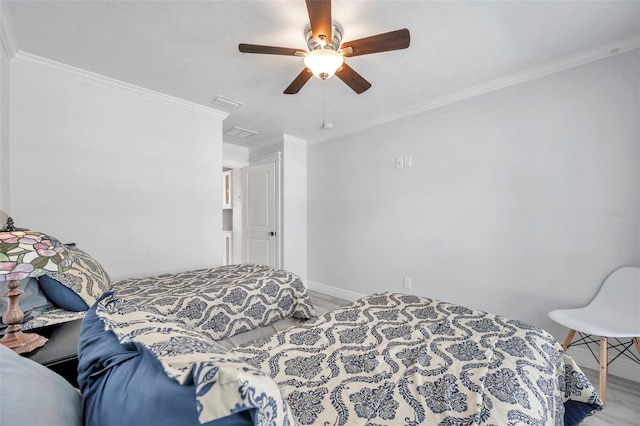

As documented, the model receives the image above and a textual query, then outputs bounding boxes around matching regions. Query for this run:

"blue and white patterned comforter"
[21,307,85,330]
[22,264,316,338]
[94,292,603,425]
[111,264,317,341]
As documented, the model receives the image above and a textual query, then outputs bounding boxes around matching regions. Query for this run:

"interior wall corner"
[0,2,18,59]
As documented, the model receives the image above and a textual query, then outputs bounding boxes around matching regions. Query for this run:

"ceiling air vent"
[224,127,258,139]
[209,95,243,110]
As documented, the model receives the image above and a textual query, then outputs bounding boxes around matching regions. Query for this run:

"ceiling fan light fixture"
[304,48,344,80]
[238,3,409,95]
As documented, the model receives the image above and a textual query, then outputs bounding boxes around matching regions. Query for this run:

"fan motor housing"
[305,22,343,51]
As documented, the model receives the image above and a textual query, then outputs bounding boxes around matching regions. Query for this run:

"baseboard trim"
[566,345,640,383]
[306,281,366,302]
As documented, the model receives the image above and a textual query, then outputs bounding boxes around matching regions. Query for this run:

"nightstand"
[22,319,83,387]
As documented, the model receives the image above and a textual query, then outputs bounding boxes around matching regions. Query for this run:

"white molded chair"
[548,266,640,404]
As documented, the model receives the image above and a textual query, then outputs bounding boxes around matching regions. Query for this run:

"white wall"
[282,134,307,282]
[0,4,13,211]
[0,47,9,211]
[308,49,640,341]
[9,57,227,280]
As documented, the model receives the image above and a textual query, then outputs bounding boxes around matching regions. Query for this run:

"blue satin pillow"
[38,244,110,312]
[78,294,254,426]
[38,274,89,312]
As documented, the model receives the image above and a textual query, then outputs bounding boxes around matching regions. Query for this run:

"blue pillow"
[39,275,88,312]
[78,293,254,426]
[42,245,111,309]
[0,277,53,327]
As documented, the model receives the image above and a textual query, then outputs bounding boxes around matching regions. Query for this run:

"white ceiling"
[5,1,640,148]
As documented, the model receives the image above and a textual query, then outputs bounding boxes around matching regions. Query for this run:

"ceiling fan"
[238,0,410,95]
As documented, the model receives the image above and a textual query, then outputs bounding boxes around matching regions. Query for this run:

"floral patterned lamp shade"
[0,230,72,353]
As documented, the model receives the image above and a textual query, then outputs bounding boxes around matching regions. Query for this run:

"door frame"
[242,152,282,269]
[222,157,248,266]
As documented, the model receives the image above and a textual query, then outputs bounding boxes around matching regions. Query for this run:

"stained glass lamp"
[0,230,72,353]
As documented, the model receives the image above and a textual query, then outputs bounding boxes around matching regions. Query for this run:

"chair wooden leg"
[599,336,607,405]
[635,337,640,354]
[561,329,576,351]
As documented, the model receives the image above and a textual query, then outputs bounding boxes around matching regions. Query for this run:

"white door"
[241,155,281,268]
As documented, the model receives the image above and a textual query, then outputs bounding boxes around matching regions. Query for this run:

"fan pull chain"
[322,79,326,127]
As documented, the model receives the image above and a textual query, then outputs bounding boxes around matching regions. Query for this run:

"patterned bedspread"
[110,264,317,340]
[93,291,603,426]
[21,307,85,330]
[234,292,603,425]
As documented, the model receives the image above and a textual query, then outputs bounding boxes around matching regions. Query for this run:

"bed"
[2,244,603,425]
[15,244,316,340]
[78,291,603,426]
[1,249,317,426]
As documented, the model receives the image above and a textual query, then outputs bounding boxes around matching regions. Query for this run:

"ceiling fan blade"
[335,63,371,94]
[239,43,305,56]
[284,68,313,94]
[306,0,332,44]
[341,28,410,57]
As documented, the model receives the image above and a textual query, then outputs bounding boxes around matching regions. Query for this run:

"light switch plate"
[403,277,412,289]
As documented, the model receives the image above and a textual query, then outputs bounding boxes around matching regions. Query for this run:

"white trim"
[248,136,285,154]
[11,51,229,120]
[306,281,366,302]
[282,134,308,146]
[247,133,307,159]
[249,150,282,166]
[223,159,249,169]
[566,345,640,383]
[223,143,249,168]
[309,36,640,145]
[0,2,18,59]
[223,143,249,157]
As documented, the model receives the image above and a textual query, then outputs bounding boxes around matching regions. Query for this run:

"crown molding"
[223,143,249,168]
[222,158,249,169]
[283,134,308,146]
[0,2,18,59]
[248,136,284,154]
[247,133,309,154]
[223,142,249,156]
[12,51,229,120]
[309,35,640,145]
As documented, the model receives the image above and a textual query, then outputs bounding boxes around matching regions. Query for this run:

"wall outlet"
[403,277,412,290]
[395,156,404,169]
